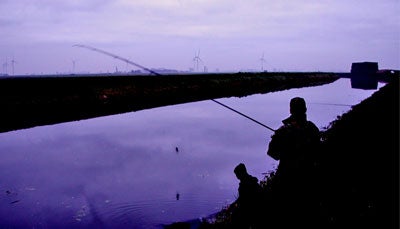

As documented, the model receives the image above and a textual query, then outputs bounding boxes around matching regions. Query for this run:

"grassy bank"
[316,75,399,228]
[0,72,337,133]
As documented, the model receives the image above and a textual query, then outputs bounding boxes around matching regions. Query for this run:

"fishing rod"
[73,44,161,76]
[73,44,276,132]
[210,99,275,131]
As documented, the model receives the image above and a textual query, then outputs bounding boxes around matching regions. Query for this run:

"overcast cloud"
[0,0,399,74]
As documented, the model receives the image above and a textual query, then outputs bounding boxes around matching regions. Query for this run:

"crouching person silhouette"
[230,163,262,228]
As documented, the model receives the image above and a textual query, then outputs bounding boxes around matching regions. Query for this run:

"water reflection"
[350,61,379,90]
[351,74,378,90]
[0,78,385,228]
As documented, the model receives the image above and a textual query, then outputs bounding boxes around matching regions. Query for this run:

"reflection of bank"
[350,62,378,90]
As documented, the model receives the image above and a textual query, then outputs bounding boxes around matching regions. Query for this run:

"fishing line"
[74,44,276,132]
[310,102,352,107]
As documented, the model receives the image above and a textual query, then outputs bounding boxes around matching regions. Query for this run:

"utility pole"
[11,57,17,75]
[260,52,266,72]
[72,60,76,74]
[3,58,8,75]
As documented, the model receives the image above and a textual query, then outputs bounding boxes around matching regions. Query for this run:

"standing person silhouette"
[267,97,320,177]
[266,97,321,228]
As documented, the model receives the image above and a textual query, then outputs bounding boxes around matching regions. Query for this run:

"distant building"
[351,62,378,75]
[350,62,379,90]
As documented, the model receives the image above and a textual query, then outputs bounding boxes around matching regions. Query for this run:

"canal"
[0,78,385,228]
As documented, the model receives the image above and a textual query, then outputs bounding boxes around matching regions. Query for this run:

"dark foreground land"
[192,76,399,229]
[0,72,337,133]
[315,76,399,229]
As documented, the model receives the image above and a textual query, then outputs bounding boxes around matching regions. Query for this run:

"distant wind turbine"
[260,52,266,72]
[193,50,203,72]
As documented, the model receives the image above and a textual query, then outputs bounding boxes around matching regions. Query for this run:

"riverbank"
[316,75,399,229]
[0,72,337,133]
[196,75,399,228]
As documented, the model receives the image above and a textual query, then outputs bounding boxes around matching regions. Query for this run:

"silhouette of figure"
[265,97,321,228]
[230,163,262,228]
[267,97,320,178]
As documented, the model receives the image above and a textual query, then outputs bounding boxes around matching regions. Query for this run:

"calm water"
[0,78,385,228]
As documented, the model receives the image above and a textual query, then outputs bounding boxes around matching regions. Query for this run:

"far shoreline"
[0,72,338,133]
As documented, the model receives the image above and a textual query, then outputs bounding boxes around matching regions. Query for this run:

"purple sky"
[1,0,399,75]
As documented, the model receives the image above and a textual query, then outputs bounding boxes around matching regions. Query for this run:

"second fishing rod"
[73,44,276,132]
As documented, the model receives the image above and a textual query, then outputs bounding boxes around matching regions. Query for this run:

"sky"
[0,0,399,75]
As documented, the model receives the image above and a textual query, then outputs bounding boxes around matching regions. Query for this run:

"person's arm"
[267,138,280,160]
[267,127,287,160]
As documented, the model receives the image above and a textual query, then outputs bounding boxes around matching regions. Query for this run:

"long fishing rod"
[73,44,276,132]
[73,44,161,76]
